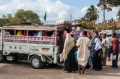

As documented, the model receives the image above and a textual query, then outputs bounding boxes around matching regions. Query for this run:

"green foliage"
[15,9,41,24]
[80,17,86,21]
[0,9,42,26]
[108,18,114,25]
[117,10,120,19]
[0,15,9,27]
[84,5,98,22]
[98,0,120,7]
[97,0,112,11]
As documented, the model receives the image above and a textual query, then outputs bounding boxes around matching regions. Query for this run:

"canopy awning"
[2,25,66,31]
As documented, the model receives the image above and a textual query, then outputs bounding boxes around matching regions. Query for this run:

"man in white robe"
[76,31,91,74]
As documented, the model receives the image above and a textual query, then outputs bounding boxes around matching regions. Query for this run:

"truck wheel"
[30,55,43,69]
[13,56,18,62]
[0,54,3,63]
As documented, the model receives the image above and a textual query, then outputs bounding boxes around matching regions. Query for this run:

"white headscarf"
[62,33,75,60]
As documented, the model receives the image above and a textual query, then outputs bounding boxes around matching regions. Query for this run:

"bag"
[74,50,78,62]
[112,54,116,60]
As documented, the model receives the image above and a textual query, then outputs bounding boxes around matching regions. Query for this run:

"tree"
[97,0,112,21]
[0,9,42,26]
[117,10,120,19]
[98,0,120,7]
[81,17,86,21]
[0,15,9,27]
[14,9,41,24]
[84,5,98,22]
[108,18,114,25]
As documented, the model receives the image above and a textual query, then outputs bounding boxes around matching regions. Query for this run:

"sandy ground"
[0,61,120,79]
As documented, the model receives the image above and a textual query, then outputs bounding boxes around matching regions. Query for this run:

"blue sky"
[60,0,99,9]
[0,0,119,23]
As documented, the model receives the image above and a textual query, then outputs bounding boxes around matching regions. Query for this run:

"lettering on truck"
[30,46,39,51]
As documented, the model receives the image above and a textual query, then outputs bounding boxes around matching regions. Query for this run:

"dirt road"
[0,61,120,79]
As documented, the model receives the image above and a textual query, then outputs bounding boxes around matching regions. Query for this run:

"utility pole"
[47,21,48,24]
[70,15,72,22]
[103,5,105,21]
[103,0,107,22]
[97,10,99,23]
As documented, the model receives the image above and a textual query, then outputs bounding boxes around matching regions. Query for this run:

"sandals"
[81,72,88,75]
[78,71,81,74]
[83,72,88,75]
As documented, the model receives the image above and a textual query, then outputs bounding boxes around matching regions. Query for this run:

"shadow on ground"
[86,65,120,77]
[1,61,120,77]
[2,60,63,69]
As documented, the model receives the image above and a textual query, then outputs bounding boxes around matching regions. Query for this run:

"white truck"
[0,24,68,69]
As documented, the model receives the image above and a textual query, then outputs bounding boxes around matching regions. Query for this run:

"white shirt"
[106,37,113,47]
[102,38,110,48]
[94,38,102,51]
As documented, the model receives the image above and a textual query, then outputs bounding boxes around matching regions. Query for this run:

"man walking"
[101,34,109,66]
[106,34,113,61]
[76,31,91,74]
[111,33,119,68]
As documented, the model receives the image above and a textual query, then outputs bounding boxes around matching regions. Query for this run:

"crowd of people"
[61,26,120,75]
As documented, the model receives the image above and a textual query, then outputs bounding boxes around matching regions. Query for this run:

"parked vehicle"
[0,24,69,69]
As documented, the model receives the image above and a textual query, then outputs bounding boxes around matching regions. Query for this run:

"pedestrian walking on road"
[106,34,113,61]
[76,31,91,75]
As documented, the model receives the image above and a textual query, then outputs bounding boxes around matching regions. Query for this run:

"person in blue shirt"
[89,38,95,69]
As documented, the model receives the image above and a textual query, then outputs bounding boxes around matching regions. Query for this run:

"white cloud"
[0,0,119,24]
[0,0,73,24]
[81,6,89,13]
[97,7,119,23]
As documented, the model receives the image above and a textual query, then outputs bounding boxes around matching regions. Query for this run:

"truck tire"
[0,54,3,63]
[13,56,18,62]
[30,55,43,69]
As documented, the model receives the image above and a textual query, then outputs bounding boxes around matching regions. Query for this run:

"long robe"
[64,46,77,72]
[62,33,77,72]
[93,49,102,70]
[76,36,91,67]
[93,37,102,70]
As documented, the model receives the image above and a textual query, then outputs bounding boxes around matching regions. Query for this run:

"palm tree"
[117,10,120,19]
[84,5,98,22]
[98,0,120,7]
[97,0,112,21]
[108,18,114,25]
